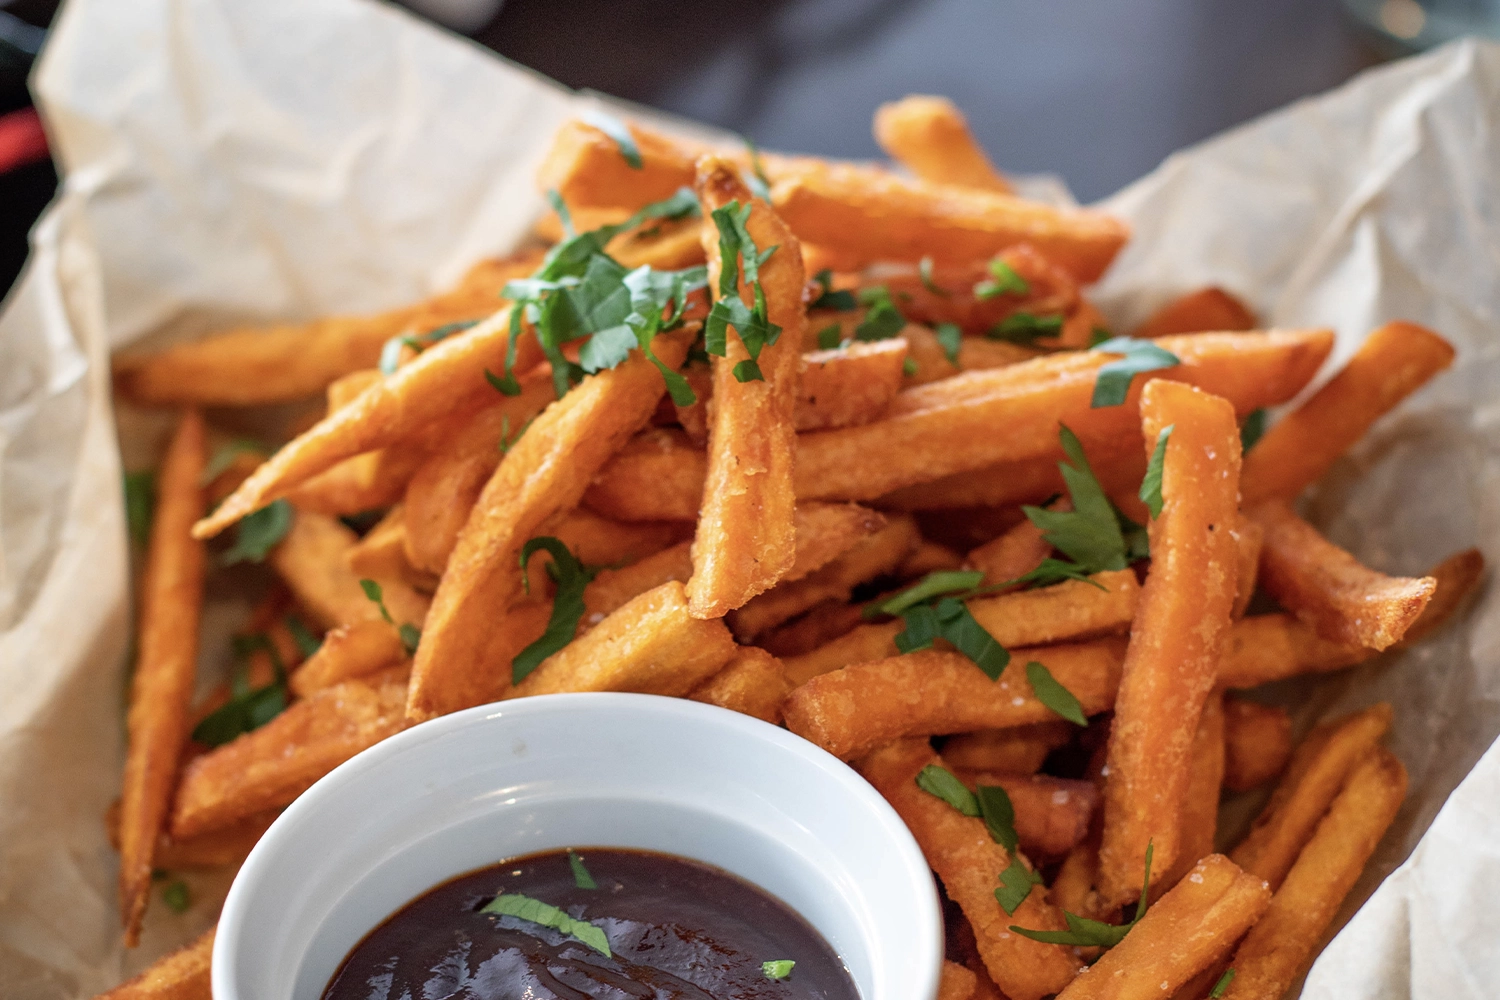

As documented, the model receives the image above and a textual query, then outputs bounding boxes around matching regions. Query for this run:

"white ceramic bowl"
[213,693,942,1000]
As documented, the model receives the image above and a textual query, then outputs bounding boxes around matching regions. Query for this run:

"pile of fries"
[100,95,1482,1000]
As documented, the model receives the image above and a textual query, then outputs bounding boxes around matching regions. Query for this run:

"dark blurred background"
[0,0,1402,301]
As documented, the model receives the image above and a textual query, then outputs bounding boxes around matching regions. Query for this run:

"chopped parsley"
[221,499,293,566]
[581,109,642,169]
[988,311,1063,345]
[380,319,480,376]
[511,537,600,684]
[285,614,322,658]
[974,258,1029,300]
[934,322,963,366]
[741,134,772,200]
[1025,661,1087,726]
[864,571,1009,680]
[1088,326,1114,347]
[191,634,290,747]
[1011,842,1154,948]
[123,470,155,547]
[1210,969,1237,998]
[482,892,612,957]
[816,323,844,350]
[854,286,906,342]
[918,256,949,297]
[916,766,1039,914]
[762,960,796,979]
[808,269,857,311]
[1240,408,1267,451]
[1021,426,1146,576]
[705,199,782,383]
[497,414,534,455]
[161,879,191,914]
[359,579,421,655]
[568,850,598,890]
[1139,424,1173,519]
[1090,336,1181,408]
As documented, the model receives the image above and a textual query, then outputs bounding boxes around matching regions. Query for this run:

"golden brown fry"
[963,516,1051,586]
[345,506,433,590]
[523,508,691,595]
[582,428,707,522]
[536,118,703,210]
[785,502,888,582]
[869,244,1078,338]
[754,600,869,657]
[938,960,980,1000]
[857,739,1082,1000]
[119,411,207,945]
[1241,321,1455,505]
[327,368,383,409]
[1134,287,1256,339]
[899,539,966,578]
[1154,692,1226,898]
[284,441,427,517]
[1218,612,1368,688]
[95,925,215,999]
[796,339,908,430]
[535,208,708,271]
[172,670,409,839]
[878,435,1144,512]
[1222,697,1292,793]
[1221,750,1406,1000]
[941,721,1075,775]
[270,510,429,630]
[289,620,407,697]
[1230,515,1264,619]
[874,95,1012,193]
[510,581,737,697]
[687,157,806,618]
[581,541,694,629]
[785,639,1127,761]
[1099,381,1242,908]
[953,771,1098,859]
[1399,547,1486,646]
[899,324,1040,386]
[1250,498,1435,651]
[1052,838,1105,924]
[108,799,278,870]
[687,646,793,724]
[1055,855,1270,1000]
[1230,702,1393,891]
[408,332,691,720]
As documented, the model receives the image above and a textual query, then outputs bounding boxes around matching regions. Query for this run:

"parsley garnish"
[221,499,292,566]
[581,110,642,169]
[854,285,906,342]
[191,634,289,747]
[808,269,857,311]
[869,570,985,616]
[201,439,266,485]
[1210,969,1236,998]
[161,879,191,914]
[974,258,1029,300]
[762,960,796,979]
[1240,408,1267,451]
[918,256,949,297]
[482,893,612,957]
[916,766,1039,914]
[999,558,1107,590]
[512,537,600,684]
[741,134,772,201]
[380,319,480,376]
[359,579,420,655]
[569,850,598,889]
[1088,326,1114,347]
[1025,661,1087,725]
[1090,336,1181,408]
[1011,842,1154,948]
[934,322,963,366]
[816,323,844,350]
[497,414,534,455]
[123,470,155,547]
[864,571,1009,679]
[285,614,322,658]
[1139,424,1173,518]
[988,311,1063,345]
[705,199,783,384]
[1021,427,1135,573]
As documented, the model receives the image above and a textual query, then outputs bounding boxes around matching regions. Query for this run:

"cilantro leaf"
[123,470,155,547]
[1011,841,1154,948]
[359,579,421,655]
[191,633,290,747]
[916,764,981,816]
[1025,661,1088,726]
[1090,336,1181,408]
[867,570,985,617]
[705,201,783,384]
[934,322,963,366]
[1240,408,1267,452]
[161,879,191,914]
[816,323,844,350]
[201,439,266,486]
[989,312,1063,345]
[221,500,292,566]
[482,892,612,957]
[974,258,1029,300]
[762,960,796,980]
[569,850,598,890]
[918,767,1038,913]
[932,597,1010,679]
[511,537,600,684]
[808,269,857,311]
[855,285,905,341]
[976,784,1019,851]
[919,256,949,297]
[1140,424,1173,518]
[995,854,1043,915]
[581,109,642,169]
[1210,969,1236,998]
[1022,427,1129,572]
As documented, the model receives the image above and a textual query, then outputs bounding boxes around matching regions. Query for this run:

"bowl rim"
[213,691,943,1000]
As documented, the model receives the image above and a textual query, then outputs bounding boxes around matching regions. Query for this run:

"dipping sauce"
[323,848,861,999]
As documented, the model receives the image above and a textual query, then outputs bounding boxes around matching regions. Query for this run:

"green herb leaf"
[705,201,783,377]
[497,414,535,456]
[1240,408,1267,452]
[808,269,857,312]
[930,597,1010,679]
[1210,968,1236,999]
[512,537,601,684]
[221,500,293,566]
[1090,336,1181,408]
[995,854,1043,915]
[916,764,981,816]
[934,322,963,366]
[481,892,612,957]
[1089,326,1114,347]
[742,134,772,201]
[1021,427,1130,573]
[486,365,522,396]
[816,323,845,350]
[1025,661,1088,726]
[359,579,421,655]
[974,258,1029,300]
[398,624,421,655]
[902,356,918,376]
[989,312,1063,345]
[161,879,191,914]
[1000,558,1108,591]
[1140,424,1173,519]
[380,319,480,375]
[976,784,1019,852]
[1011,841,1154,948]
[918,256,949,297]
[285,615,322,658]
[190,634,289,747]
[867,570,985,617]
[762,960,796,980]
[854,285,906,342]
[918,767,1037,912]
[569,850,598,890]
[547,189,576,238]
[582,110,642,169]
[201,439,266,486]
[123,470,155,547]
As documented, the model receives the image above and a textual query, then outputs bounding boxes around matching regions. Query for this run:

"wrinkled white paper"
[0,0,1495,994]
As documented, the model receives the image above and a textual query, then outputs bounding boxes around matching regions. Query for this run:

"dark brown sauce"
[323,847,861,1000]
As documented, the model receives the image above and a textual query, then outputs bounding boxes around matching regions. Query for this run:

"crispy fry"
[938,960,979,1000]
[171,670,409,839]
[1134,287,1256,339]
[1099,381,1242,908]
[687,646,793,724]
[1399,547,1486,646]
[327,368,383,409]
[963,516,1051,586]
[1055,855,1271,1000]
[785,502,888,581]
[270,510,429,630]
[1230,515,1263,619]
[535,208,709,271]
[686,157,806,617]
[727,515,919,641]
[796,339,908,429]
[874,95,1012,193]
[108,799,278,870]
[1241,321,1454,505]
[536,118,703,210]
[344,506,433,590]
[584,428,708,522]
[1154,692,1226,898]
[754,600,868,657]
[119,410,207,945]
[194,305,543,538]
[1052,838,1105,924]
[95,925,215,1000]
[582,541,694,628]
[900,324,1041,385]
[857,739,1082,1000]
[523,508,691,594]
[1222,697,1292,793]
[1218,612,1367,687]
[785,639,1127,761]
[408,332,691,720]
[878,436,1144,512]
[509,581,737,697]
[953,771,1098,859]
[942,721,1075,775]
[289,620,407,697]
[900,539,966,578]
[1230,702,1393,890]
[284,441,427,516]
[871,245,1078,337]
[1250,498,1435,650]
[781,569,1138,686]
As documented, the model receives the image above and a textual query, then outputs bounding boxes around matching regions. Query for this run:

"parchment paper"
[0,0,1495,995]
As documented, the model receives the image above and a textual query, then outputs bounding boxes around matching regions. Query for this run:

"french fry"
[1217,612,1367,687]
[581,541,694,628]
[781,569,1138,686]
[536,118,702,210]
[270,510,429,630]
[874,95,1012,193]
[1230,702,1393,890]
[1153,692,1226,898]
[289,620,407,697]
[687,645,793,724]
[108,799,278,870]
[1250,498,1435,650]
[686,157,806,618]
[1240,321,1455,505]
[1222,697,1292,793]
[583,427,708,522]
[900,324,1041,385]
[796,339,908,430]
[1221,750,1407,1000]
[856,739,1082,1000]
[535,208,709,271]
[754,599,869,657]
[727,515,920,640]
[963,516,1051,586]
[784,638,1127,761]
[345,506,432,589]
[870,244,1077,337]
[119,410,207,945]
[1098,380,1242,909]
[938,960,980,1000]
[1051,837,1105,924]
[952,771,1098,859]
[523,508,691,594]
[1134,287,1256,339]
[900,539,965,577]
[94,925,215,1000]
[1398,546,1486,646]
[509,581,737,698]
[407,332,692,721]
[194,305,543,538]
[284,440,430,517]
[878,435,1145,512]
[1054,855,1270,1000]
[1230,515,1263,619]
[941,721,1075,775]
[171,670,409,839]
[783,502,888,581]
[327,368,383,409]
[770,160,1127,281]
